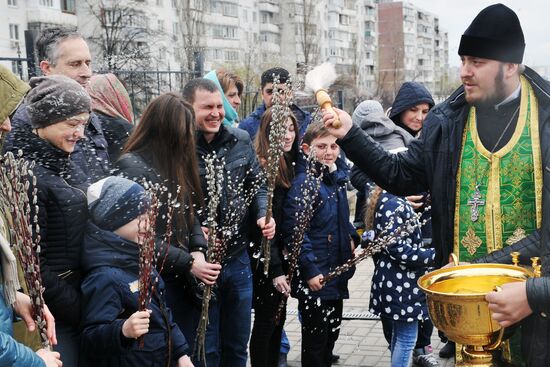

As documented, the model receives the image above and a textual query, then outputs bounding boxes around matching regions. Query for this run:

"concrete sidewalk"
[281,260,456,367]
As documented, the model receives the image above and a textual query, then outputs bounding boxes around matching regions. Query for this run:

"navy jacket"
[368,192,435,322]
[5,102,111,187]
[80,222,188,367]
[96,112,133,163]
[238,103,312,140]
[196,125,268,261]
[283,157,357,300]
[18,126,87,328]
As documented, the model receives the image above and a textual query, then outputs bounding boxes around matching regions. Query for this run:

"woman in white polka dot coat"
[366,187,436,367]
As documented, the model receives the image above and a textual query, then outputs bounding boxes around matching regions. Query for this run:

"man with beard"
[321,4,550,367]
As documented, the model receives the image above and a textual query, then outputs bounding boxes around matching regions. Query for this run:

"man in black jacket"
[183,78,275,367]
[322,4,550,367]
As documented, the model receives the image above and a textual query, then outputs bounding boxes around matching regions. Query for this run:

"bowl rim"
[418,263,532,297]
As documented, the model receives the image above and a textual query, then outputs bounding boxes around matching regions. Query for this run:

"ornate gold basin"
[418,263,532,366]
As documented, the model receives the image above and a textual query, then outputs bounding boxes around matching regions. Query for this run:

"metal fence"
[103,69,199,119]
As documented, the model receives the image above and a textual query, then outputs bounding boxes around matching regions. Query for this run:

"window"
[173,22,180,35]
[61,0,75,13]
[158,19,165,31]
[223,3,237,17]
[210,0,221,13]
[39,0,53,7]
[7,0,17,6]
[9,24,19,41]
[156,0,163,5]
[212,49,223,60]
[253,11,257,23]
[224,50,238,62]
[339,14,350,26]
[243,9,247,22]
[172,0,177,8]
[212,25,237,39]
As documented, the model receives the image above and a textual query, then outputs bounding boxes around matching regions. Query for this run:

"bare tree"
[296,0,320,67]
[83,0,158,71]
[175,0,205,75]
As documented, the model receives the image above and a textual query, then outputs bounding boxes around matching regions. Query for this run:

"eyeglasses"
[264,88,287,95]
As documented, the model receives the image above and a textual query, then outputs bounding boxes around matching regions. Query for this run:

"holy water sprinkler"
[305,62,341,128]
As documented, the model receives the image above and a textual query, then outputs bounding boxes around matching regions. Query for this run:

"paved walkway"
[280,260,456,367]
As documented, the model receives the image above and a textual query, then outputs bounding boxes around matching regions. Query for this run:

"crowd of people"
[0,3,548,367]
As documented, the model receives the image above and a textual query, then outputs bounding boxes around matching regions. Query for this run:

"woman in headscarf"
[87,73,134,162]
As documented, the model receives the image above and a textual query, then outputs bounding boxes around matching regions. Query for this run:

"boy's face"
[303,134,340,167]
[114,214,149,243]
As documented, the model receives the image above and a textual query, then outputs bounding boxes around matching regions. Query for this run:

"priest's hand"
[323,107,352,139]
[486,282,533,327]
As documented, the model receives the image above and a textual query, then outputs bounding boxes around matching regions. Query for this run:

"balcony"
[27,7,77,27]
[258,1,279,14]
[259,22,279,34]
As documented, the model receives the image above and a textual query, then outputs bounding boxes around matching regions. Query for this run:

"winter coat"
[368,192,435,322]
[0,288,44,366]
[196,125,268,261]
[0,65,29,123]
[96,112,133,163]
[4,103,111,186]
[116,150,207,278]
[17,126,87,329]
[80,222,189,367]
[282,157,358,300]
[238,103,313,140]
[338,66,550,366]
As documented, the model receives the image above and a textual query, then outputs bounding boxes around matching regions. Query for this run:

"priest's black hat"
[458,3,525,63]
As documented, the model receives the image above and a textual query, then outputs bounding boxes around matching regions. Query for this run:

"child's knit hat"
[87,176,148,231]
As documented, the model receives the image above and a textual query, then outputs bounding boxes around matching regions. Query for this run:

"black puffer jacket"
[19,126,87,328]
[339,67,550,366]
[116,150,207,278]
[96,112,133,163]
[196,125,267,261]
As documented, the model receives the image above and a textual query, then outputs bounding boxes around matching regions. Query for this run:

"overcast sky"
[408,0,550,67]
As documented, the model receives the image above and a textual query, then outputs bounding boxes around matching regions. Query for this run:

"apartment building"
[1,0,77,75]
[378,1,449,101]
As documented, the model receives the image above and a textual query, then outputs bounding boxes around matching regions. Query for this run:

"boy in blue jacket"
[283,122,358,367]
[80,176,193,367]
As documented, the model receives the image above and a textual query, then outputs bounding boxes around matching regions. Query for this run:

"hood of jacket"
[204,70,239,127]
[82,221,140,274]
[358,110,414,151]
[389,82,435,131]
[0,66,29,123]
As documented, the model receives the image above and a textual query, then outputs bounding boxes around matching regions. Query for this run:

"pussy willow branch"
[194,154,223,365]
[261,74,293,276]
[0,153,50,349]
[274,151,323,325]
[321,205,432,284]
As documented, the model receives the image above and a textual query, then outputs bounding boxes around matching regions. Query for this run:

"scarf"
[87,73,134,123]
[0,215,20,306]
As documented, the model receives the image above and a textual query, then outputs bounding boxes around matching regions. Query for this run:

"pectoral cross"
[467,185,485,222]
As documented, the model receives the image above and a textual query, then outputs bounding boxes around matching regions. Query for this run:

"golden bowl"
[418,264,532,347]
